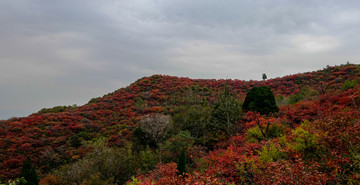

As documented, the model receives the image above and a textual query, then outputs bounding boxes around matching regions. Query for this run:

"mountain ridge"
[1,63,359,184]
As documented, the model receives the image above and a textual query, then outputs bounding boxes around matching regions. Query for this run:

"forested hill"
[1,64,360,184]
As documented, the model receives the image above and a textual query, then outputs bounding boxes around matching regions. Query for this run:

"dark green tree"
[262,73,267,81]
[242,86,278,115]
[177,148,186,175]
[69,135,82,148]
[210,84,242,136]
[132,127,157,150]
[20,157,39,185]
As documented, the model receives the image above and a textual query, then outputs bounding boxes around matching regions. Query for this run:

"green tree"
[161,131,194,163]
[242,86,278,115]
[20,157,38,185]
[262,73,267,81]
[210,85,242,136]
[177,149,186,175]
[132,127,157,150]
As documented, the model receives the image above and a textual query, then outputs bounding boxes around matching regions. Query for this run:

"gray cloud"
[1,0,360,119]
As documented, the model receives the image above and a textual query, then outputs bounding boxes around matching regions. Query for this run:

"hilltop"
[0,64,359,184]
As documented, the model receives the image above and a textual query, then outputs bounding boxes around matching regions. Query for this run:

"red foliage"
[282,100,320,124]
[1,64,360,182]
[254,155,335,184]
[135,163,182,185]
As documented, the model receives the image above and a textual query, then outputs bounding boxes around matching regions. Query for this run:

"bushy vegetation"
[53,138,159,185]
[242,86,279,115]
[288,86,318,105]
[246,122,285,142]
[1,64,360,184]
[341,77,358,91]
[210,85,242,136]
[258,142,286,163]
[37,105,77,114]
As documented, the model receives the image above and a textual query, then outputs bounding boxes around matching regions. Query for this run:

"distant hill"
[1,63,359,184]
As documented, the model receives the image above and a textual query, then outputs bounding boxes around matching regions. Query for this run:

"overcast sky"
[1,0,360,119]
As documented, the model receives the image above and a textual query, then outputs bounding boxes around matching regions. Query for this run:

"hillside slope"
[0,64,359,184]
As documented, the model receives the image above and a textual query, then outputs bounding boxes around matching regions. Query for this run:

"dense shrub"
[280,122,327,160]
[275,95,289,106]
[171,105,212,138]
[246,123,285,142]
[38,105,71,114]
[254,155,334,184]
[242,86,278,115]
[161,131,194,163]
[258,142,286,163]
[88,97,101,104]
[132,127,157,150]
[139,113,171,146]
[341,77,358,91]
[53,139,158,185]
[289,86,318,105]
[39,175,57,185]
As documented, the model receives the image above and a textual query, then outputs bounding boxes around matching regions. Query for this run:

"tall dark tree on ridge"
[262,73,267,81]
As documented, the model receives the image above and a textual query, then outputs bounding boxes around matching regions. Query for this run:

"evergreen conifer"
[20,157,39,185]
[242,86,278,115]
[177,149,186,175]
